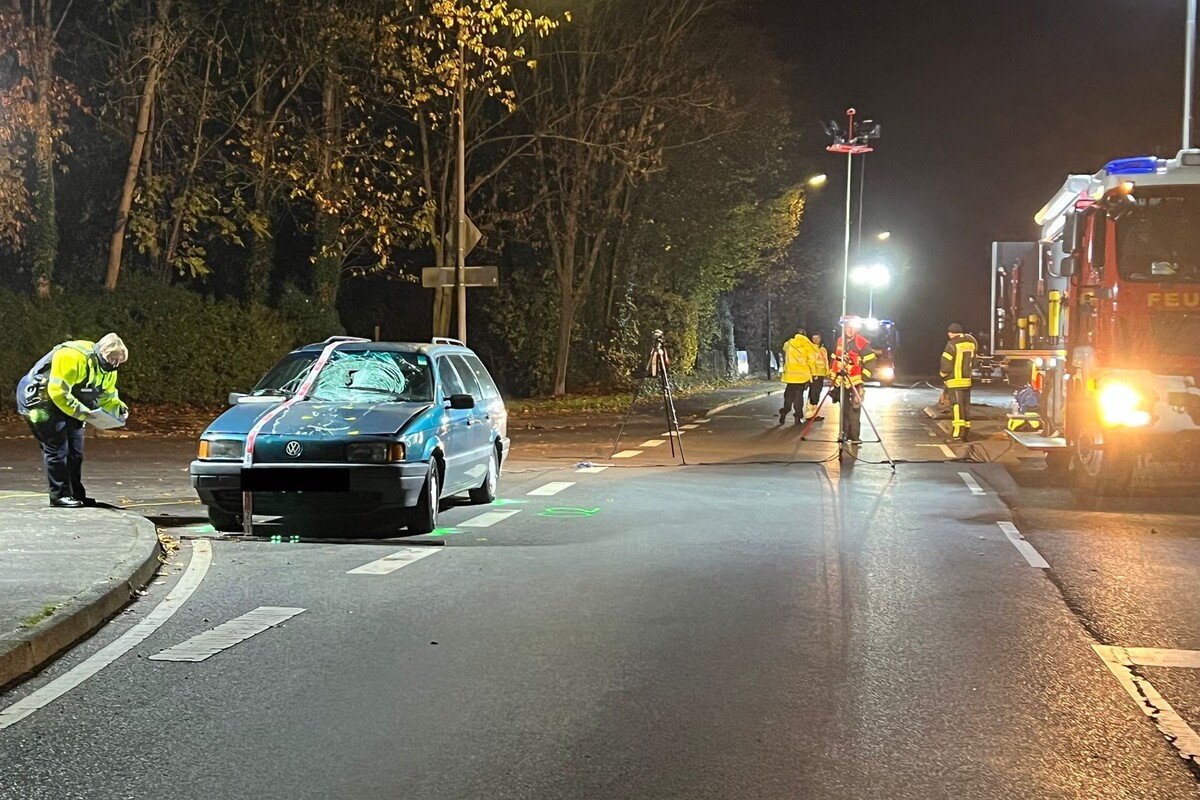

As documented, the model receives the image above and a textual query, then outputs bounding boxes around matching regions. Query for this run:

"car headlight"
[878,366,895,381]
[1097,382,1151,427]
[346,442,405,463]
[199,438,244,460]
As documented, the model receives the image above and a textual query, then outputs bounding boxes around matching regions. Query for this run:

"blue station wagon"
[191,337,509,536]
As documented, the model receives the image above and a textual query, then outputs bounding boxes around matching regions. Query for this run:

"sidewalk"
[511,380,781,430]
[0,494,162,689]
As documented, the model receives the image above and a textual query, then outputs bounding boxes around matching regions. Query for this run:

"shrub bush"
[0,278,299,408]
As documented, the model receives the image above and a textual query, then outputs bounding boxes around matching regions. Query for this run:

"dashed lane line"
[939,444,956,458]
[958,471,986,495]
[576,466,609,474]
[997,521,1050,569]
[0,540,213,731]
[639,440,666,448]
[461,510,523,528]
[612,450,643,459]
[527,482,575,497]
[149,607,305,662]
[347,547,440,575]
[680,424,699,430]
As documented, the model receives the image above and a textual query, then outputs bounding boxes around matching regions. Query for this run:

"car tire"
[469,447,499,505]
[408,461,440,534]
[207,506,242,533]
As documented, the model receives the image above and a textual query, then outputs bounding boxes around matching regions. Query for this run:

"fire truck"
[993,149,1200,492]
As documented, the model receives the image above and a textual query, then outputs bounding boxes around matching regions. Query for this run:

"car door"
[435,356,475,492]
[446,354,492,484]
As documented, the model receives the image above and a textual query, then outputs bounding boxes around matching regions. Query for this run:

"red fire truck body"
[994,150,1200,491]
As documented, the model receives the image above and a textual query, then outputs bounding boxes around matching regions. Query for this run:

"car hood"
[204,399,434,437]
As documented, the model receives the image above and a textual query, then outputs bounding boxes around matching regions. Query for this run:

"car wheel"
[207,506,242,533]
[469,447,499,505]
[408,461,440,534]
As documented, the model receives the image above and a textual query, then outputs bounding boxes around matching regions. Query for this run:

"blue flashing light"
[1104,156,1159,175]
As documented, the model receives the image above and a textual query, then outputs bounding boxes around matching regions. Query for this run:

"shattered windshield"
[253,350,434,403]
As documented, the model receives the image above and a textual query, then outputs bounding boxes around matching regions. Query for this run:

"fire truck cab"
[995,150,1200,492]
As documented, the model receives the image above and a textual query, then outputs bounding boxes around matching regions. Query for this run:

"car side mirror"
[228,392,247,406]
[448,393,476,410]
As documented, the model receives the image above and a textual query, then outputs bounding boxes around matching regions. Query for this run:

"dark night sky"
[750,0,1189,372]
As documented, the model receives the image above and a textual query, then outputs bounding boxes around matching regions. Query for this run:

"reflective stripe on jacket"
[21,340,122,421]
[811,346,830,377]
[832,334,876,386]
[940,334,978,389]
[781,334,816,384]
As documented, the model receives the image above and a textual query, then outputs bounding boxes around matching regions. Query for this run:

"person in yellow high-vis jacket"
[15,334,129,507]
[806,333,830,421]
[779,327,817,425]
[940,323,977,443]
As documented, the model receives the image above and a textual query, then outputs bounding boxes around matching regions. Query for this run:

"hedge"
[0,279,300,408]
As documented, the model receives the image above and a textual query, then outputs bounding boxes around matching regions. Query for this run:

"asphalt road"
[1,387,1199,799]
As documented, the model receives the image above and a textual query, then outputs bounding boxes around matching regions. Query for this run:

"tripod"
[612,331,686,463]
[799,368,895,469]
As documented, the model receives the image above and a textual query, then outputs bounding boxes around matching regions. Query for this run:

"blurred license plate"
[241,468,350,492]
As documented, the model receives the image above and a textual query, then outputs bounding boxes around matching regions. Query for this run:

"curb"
[0,511,162,691]
[703,388,781,418]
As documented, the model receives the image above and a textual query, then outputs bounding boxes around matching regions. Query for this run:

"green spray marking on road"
[538,507,601,518]
[426,527,465,538]
[491,498,527,507]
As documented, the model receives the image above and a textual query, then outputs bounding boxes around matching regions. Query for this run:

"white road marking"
[612,450,643,459]
[694,419,711,424]
[639,440,666,448]
[997,521,1050,569]
[461,510,522,528]
[0,540,213,731]
[149,607,305,662]
[527,482,575,497]
[1120,647,1200,669]
[661,432,682,438]
[680,424,699,430]
[576,466,609,474]
[939,444,956,458]
[958,471,985,495]
[347,547,440,575]
[1093,645,1200,762]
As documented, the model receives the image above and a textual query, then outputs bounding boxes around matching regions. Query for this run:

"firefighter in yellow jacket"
[15,334,129,507]
[779,327,817,425]
[940,323,977,443]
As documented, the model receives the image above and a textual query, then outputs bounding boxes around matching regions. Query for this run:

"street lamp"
[876,231,891,241]
[851,262,890,317]
[807,173,829,188]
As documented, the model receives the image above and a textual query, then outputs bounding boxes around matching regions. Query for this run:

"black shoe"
[50,497,84,508]
[79,497,98,507]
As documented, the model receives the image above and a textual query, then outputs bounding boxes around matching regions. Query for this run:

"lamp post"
[767,172,830,379]
[1187,0,1197,148]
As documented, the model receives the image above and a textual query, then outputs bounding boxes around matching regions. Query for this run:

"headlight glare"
[1097,382,1151,427]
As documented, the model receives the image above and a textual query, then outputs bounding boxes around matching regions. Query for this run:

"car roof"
[294,336,474,358]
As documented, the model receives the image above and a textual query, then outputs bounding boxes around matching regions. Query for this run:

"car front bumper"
[191,460,429,516]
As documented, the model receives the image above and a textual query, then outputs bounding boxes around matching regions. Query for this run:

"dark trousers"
[28,413,86,501]
[808,377,825,409]
[947,386,972,439]
[781,382,809,422]
[832,382,864,441]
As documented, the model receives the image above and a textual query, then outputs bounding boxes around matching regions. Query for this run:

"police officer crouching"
[940,323,977,443]
[16,334,129,507]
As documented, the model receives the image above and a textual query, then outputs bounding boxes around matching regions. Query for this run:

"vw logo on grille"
[285,440,303,458]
